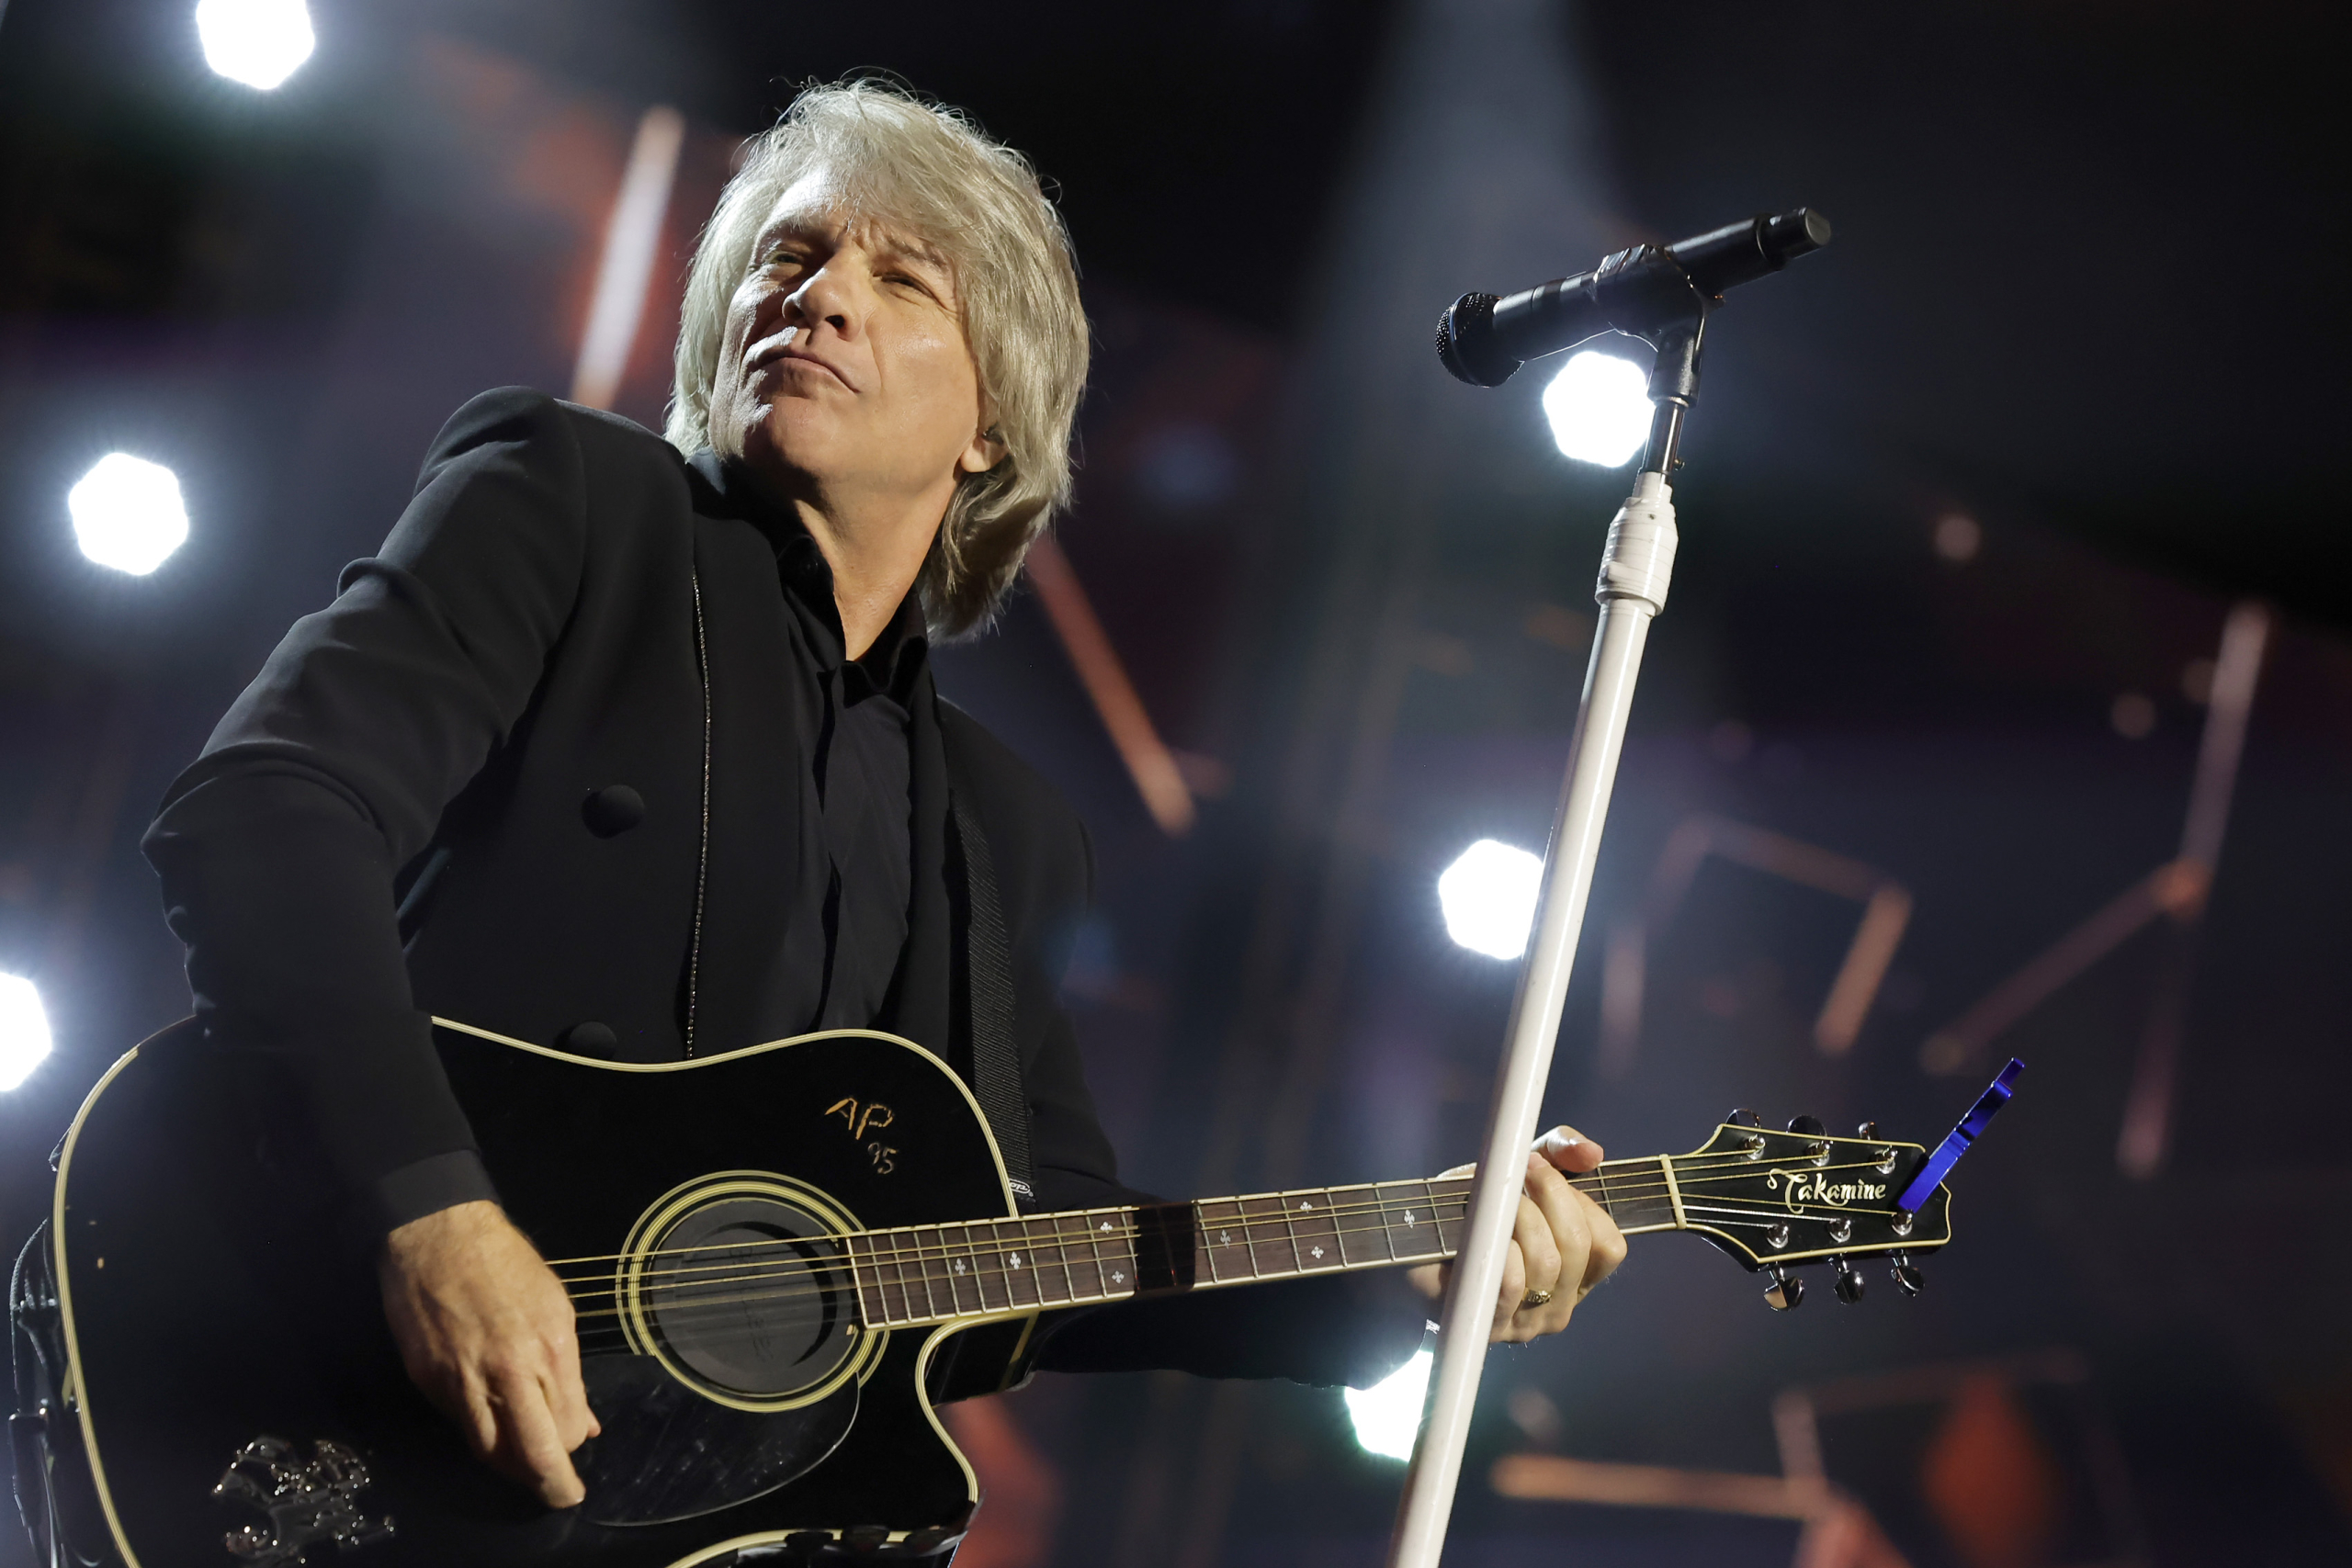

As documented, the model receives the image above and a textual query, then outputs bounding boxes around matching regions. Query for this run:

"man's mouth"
[749,333,852,389]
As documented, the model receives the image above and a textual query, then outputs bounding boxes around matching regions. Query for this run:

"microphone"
[1437,209,1831,388]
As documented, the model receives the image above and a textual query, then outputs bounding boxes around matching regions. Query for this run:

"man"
[143,80,1624,1515]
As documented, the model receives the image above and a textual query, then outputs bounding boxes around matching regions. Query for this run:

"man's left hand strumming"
[1408,1125,1627,1344]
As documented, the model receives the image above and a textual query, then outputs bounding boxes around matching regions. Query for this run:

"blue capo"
[1896,1057,2026,1214]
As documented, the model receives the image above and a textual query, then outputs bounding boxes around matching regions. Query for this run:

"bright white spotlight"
[1345,1348,1432,1461]
[69,454,189,575]
[196,0,316,90]
[1439,839,1544,961]
[1541,349,1652,467]
[1,974,52,1092]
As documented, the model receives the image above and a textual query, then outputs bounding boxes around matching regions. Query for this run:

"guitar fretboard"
[845,1159,1682,1329]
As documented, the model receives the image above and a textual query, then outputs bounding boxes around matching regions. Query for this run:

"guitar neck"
[845,1158,1685,1331]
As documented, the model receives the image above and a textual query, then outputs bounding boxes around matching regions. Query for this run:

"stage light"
[195,0,315,90]
[1345,1347,1431,1461]
[69,454,189,575]
[1439,839,1544,960]
[1541,350,1651,467]
[2110,692,2156,739]
[1,974,51,1092]
[1933,513,1983,562]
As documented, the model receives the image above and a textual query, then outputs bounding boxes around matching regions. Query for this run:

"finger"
[1535,1125,1603,1172]
[1503,1157,1592,1339]
[545,1351,598,1452]
[1493,1240,1528,1341]
[1513,1176,1566,1303]
[1490,1194,1559,1344]
[1577,1186,1628,1293]
[455,1369,502,1462]
[489,1370,587,1509]
[538,1313,598,1450]
[1516,1163,1584,1337]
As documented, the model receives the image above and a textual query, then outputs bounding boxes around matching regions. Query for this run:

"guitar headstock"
[1670,1111,1950,1309]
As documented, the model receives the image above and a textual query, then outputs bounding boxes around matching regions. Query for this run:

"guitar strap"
[945,753,1035,1205]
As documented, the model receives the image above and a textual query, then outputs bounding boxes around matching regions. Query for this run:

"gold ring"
[1520,1288,1554,1310]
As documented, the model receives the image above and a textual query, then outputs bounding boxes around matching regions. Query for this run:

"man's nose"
[783,263,861,339]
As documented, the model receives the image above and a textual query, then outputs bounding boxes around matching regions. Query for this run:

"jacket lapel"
[879,671,956,1059]
[684,508,811,1055]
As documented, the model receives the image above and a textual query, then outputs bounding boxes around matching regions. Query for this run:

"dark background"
[4,2,2347,1564]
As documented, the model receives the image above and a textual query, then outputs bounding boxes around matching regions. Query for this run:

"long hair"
[667,80,1089,638]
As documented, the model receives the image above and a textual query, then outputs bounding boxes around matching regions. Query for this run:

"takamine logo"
[1764,1170,1886,1212]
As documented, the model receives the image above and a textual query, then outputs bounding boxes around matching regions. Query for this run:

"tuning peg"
[1785,1114,1826,1136]
[1727,1109,1763,1129]
[1856,1120,1880,1139]
[1888,1250,1924,1297]
[1832,1256,1866,1304]
[1763,1265,1805,1311]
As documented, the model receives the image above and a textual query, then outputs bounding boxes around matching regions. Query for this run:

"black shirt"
[747,465,928,1039]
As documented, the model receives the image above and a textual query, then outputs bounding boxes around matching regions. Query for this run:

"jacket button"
[582,784,646,838]
[559,1021,618,1055]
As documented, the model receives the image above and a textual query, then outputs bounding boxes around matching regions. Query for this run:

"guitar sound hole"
[643,1197,856,1399]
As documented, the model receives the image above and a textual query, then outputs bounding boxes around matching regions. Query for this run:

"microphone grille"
[1436,292,1516,387]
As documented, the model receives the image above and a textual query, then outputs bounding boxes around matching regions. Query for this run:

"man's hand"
[1407,1126,1628,1344]
[379,1201,600,1507]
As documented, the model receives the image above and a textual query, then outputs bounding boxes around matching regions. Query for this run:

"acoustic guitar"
[37,1018,2006,1566]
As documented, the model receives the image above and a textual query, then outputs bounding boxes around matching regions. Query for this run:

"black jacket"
[143,388,1423,1388]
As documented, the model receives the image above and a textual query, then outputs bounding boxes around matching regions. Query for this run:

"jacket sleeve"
[141,388,591,1233]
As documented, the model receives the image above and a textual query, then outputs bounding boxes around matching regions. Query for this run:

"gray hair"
[667,80,1089,638]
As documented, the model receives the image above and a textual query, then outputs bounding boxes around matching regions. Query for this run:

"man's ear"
[958,423,1008,475]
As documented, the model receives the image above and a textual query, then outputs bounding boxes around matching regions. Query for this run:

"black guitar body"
[52,1020,1030,1567]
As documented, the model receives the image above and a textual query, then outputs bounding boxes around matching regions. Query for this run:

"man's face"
[707,174,999,519]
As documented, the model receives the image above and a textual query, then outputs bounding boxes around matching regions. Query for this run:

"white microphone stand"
[1385,317,1704,1568]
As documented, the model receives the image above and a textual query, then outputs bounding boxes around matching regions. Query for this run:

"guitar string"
[549,1181,1873,1306]
[564,1222,1458,1330]
[569,1226,1917,1353]
[548,1179,1908,1314]
[526,1144,1907,1272]
[564,1201,1924,1342]
[563,1206,1912,1348]
[550,1189,1871,1316]
[557,1188,1924,1326]
[545,1158,1910,1303]
[555,1184,1909,1316]
[538,1155,1909,1287]
[557,1206,1469,1316]
[529,1142,1891,1279]
[558,1159,1928,1343]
